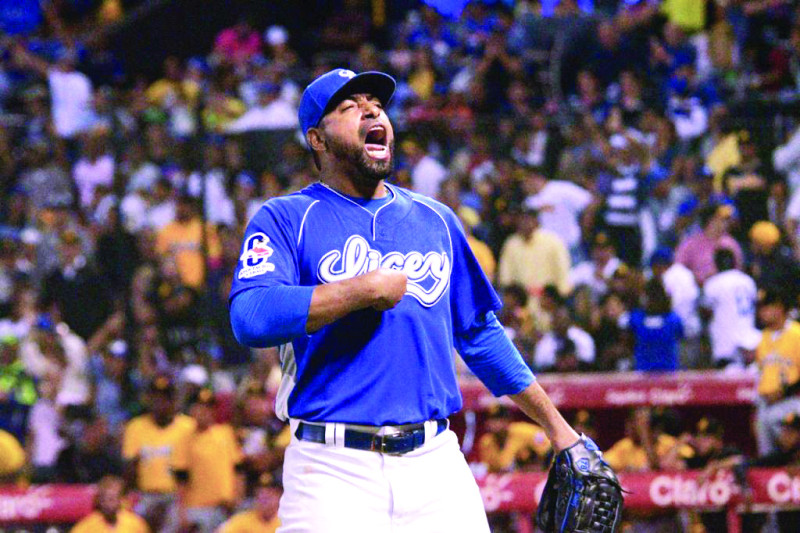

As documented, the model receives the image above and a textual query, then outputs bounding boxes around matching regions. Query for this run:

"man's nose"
[361,101,380,118]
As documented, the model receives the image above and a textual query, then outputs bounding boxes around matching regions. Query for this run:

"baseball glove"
[535,434,624,533]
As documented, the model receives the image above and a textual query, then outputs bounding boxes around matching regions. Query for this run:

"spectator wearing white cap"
[522,166,593,260]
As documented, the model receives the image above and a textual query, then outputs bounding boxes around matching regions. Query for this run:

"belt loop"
[324,423,336,445]
[333,423,346,447]
[289,418,300,438]
[424,419,436,443]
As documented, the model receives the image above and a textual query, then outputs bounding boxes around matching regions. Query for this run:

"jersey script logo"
[239,232,276,279]
[317,235,450,307]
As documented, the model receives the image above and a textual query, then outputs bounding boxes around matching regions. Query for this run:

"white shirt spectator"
[523,130,549,167]
[247,198,265,222]
[226,99,298,132]
[534,326,596,371]
[187,170,236,226]
[570,257,622,297]
[667,96,708,141]
[126,162,161,192]
[525,181,592,249]
[702,269,757,363]
[48,69,93,138]
[20,325,90,407]
[0,317,31,341]
[145,200,176,230]
[661,262,701,338]
[411,155,448,199]
[785,185,800,241]
[73,154,114,208]
[28,396,65,468]
[773,126,800,194]
[120,192,149,232]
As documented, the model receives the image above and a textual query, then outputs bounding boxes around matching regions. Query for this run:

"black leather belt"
[295,419,448,455]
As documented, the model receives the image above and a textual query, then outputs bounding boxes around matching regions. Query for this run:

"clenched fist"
[364,269,408,311]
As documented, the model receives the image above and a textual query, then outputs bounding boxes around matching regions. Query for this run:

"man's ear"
[306,128,326,154]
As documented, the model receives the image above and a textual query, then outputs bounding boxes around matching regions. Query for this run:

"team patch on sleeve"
[239,232,276,279]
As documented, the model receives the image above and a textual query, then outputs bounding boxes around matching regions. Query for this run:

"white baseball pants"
[277,423,490,533]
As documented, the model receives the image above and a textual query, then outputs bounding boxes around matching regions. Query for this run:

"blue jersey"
[230,183,502,426]
[628,310,683,372]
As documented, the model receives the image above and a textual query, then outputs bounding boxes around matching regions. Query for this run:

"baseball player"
[229,68,622,532]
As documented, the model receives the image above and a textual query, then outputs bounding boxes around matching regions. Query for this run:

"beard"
[327,135,394,186]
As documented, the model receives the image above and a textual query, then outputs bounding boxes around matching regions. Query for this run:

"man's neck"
[152,414,173,427]
[321,173,387,199]
[100,510,118,525]
[769,318,789,332]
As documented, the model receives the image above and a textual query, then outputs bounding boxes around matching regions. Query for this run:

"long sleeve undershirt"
[230,288,534,396]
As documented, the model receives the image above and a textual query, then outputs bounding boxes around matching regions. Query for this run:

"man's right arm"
[230,269,407,348]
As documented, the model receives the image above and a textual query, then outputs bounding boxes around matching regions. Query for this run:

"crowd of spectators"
[0,0,800,531]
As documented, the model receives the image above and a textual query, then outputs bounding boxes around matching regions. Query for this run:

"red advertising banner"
[461,371,758,410]
[477,468,800,513]
[0,484,95,524]
[2,469,798,524]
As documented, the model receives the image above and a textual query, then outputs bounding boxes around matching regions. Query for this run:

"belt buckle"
[371,431,415,455]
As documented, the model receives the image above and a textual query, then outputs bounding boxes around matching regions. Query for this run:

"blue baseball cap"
[649,247,674,267]
[298,69,396,138]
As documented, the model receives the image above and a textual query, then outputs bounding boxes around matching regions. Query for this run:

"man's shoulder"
[535,228,566,248]
[72,511,104,529]
[124,414,150,432]
[568,326,594,343]
[677,230,705,248]
[173,413,198,432]
[257,187,322,216]
[392,185,460,224]
[665,262,695,280]
[785,321,800,338]
[119,508,149,529]
[708,269,754,290]
[395,185,450,210]
[570,260,593,275]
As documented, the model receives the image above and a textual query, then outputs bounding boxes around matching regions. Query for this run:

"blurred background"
[0,0,800,531]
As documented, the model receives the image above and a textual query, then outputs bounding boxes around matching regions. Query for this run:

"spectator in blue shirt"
[627,278,683,371]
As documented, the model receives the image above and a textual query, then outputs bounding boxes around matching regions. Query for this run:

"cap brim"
[320,71,396,120]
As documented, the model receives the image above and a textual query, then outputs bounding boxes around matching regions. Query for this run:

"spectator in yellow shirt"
[660,0,706,34]
[753,288,800,455]
[155,195,222,289]
[174,388,245,533]
[458,211,496,281]
[122,375,196,532]
[71,476,149,533]
[220,474,281,533]
[498,206,571,330]
[498,205,571,296]
[0,428,25,481]
[145,57,200,110]
[604,408,689,472]
[477,404,550,473]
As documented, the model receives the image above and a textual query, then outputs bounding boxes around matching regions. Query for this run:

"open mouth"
[364,125,389,160]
